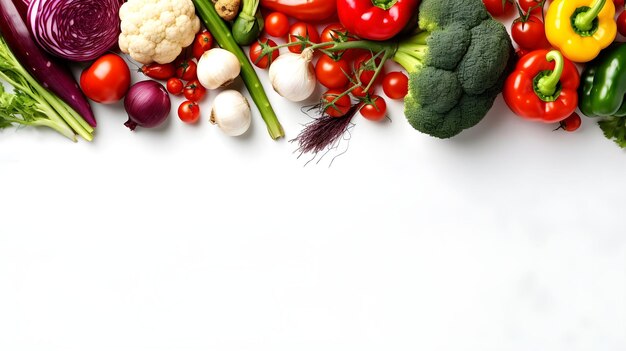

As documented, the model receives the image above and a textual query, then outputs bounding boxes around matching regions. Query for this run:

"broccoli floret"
[394,0,513,139]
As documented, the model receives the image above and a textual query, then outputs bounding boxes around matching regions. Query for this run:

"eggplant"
[0,0,96,127]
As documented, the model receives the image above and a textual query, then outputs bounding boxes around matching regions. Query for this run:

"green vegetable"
[0,36,93,141]
[395,0,513,138]
[579,43,626,148]
[232,0,263,45]
[192,0,284,140]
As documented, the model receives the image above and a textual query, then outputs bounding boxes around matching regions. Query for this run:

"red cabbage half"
[28,0,123,62]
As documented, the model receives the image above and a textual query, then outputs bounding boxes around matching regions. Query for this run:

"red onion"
[124,81,171,131]
[27,0,123,62]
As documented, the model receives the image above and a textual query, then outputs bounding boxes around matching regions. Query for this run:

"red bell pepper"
[503,50,580,123]
[337,0,420,41]
[260,0,336,22]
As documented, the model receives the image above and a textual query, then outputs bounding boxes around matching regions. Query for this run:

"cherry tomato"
[618,11,626,37]
[511,15,549,50]
[192,30,214,61]
[315,55,350,89]
[354,53,385,87]
[288,22,319,54]
[559,113,582,132]
[175,58,197,81]
[183,80,207,102]
[141,62,176,80]
[482,0,514,17]
[322,89,352,118]
[265,12,290,38]
[166,77,184,95]
[249,38,279,69]
[178,100,200,124]
[518,0,544,16]
[350,84,369,99]
[80,53,130,104]
[382,72,408,100]
[360,95,387,121]
[320,23,348,49]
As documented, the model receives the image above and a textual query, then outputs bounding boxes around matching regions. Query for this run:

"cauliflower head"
[118,0,201,64]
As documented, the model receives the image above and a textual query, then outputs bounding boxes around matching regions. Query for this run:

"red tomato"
[80,53,130,104]
[141,62,176,80]
[518,0,544,16]
[288,22,319,54]
[166,78,184,95]
[315,55,350,89]
[322,89,352,118]
[178,101,200,124]
[382,72,408,100]
[192,30,214,61]
[511,16,549,50]
[360,95,387,121]
[265,12,290,38]
[350,84,369,99]
[320,23,347,49]
[618,11,626,37]
[482,0,514,16]
[175,58,197,81]
[354,53,385,87]
[559,113,582,132]
[249,38,279,69]
[183,80,207,102]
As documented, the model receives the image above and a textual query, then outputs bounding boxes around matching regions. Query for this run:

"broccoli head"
[393,0,513,139]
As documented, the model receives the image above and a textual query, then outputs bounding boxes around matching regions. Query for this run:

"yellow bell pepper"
[545,0,616,63]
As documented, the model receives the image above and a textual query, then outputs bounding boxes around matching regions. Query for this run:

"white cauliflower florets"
[118,0,201,64]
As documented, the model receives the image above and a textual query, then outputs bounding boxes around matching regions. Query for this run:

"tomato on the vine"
[288,22,319,54]
[178,101,200,124]
[320,23,347,48]
[249,38,279,69]
[166,78,184,95]
[175,58,197,81]
[80,53,130,104]
[354,53,385,87]
[618,11,626,37]
[192,30,214,61]
[482,0,514,17]
[518,0,545,16]
[382,72,408,100]
[183,80,206,102]
[315,55,350,89]
[360,95,387,121]
[265,12,290,38]
[350,85,369,99]
[511,15,549,50]
[322,89,352,118]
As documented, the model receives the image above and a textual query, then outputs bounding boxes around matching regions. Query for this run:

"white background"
[1,12,625,351]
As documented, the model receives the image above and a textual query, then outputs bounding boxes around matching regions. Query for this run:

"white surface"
[1,15,625,351]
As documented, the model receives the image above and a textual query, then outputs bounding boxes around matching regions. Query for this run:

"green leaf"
[598,117,626,148]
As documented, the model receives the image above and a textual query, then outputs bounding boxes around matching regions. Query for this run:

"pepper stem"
[575,0,606,32]
[536,50,564,100]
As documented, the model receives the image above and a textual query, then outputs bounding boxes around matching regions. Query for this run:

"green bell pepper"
[579,43,626,117]
[579,43,626,148]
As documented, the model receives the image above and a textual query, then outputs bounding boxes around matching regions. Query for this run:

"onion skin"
[124,81,171,131]
[27,0,123,62]
[0,0,97,127]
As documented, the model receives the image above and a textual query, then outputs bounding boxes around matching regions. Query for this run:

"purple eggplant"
[0,0,96,127]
